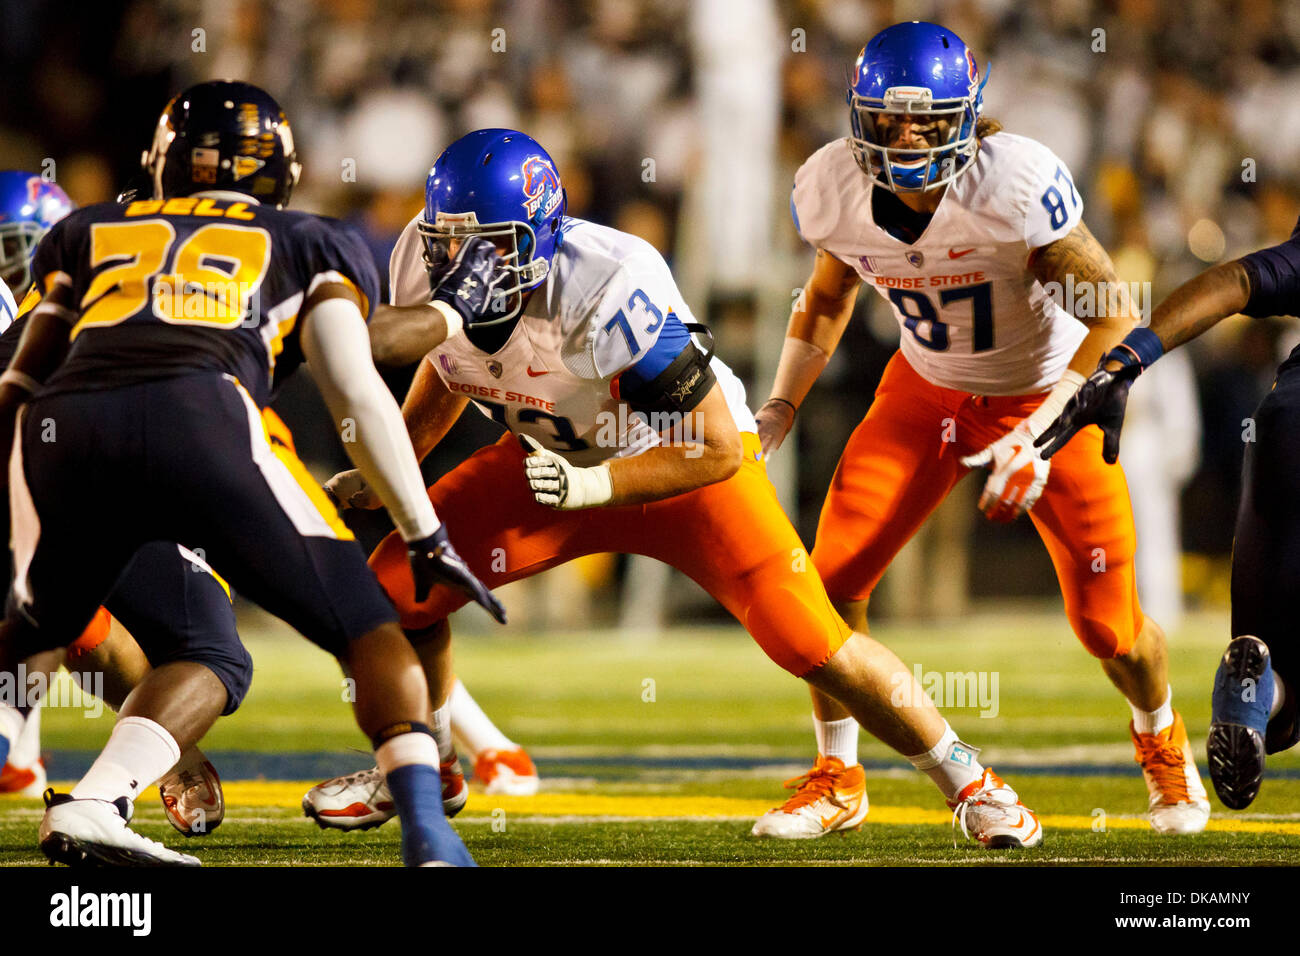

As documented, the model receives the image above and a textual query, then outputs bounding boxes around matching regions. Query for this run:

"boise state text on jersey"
[29,195,379,407]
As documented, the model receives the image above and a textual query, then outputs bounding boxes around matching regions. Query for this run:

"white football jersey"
[390,214,756,468]
[792,132,1088,395]
[0,277,16,334]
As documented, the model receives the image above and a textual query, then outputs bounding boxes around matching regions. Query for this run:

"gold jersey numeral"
[73,220,272,339]
[77,220,176,336]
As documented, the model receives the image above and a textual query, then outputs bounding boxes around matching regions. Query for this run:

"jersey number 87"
[890,281,994,353]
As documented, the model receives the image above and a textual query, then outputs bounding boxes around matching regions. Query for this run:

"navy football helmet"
[143,80,301,208]
[0,171,73,296]
[848,21,989,192]
[418,129,566,326]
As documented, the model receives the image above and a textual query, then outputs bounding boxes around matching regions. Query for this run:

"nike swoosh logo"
[526,367,548,377]
[948,247,976,259]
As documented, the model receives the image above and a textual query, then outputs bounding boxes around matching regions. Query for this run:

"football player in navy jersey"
[1036,213,1300,811]
[0,173,234,834]
[0,81,504,867]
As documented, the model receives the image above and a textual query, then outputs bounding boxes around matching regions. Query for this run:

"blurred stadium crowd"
[1,0,1298,624]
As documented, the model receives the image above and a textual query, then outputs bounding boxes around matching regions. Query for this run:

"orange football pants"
[811,352,1144,659]
[371,432,851,676]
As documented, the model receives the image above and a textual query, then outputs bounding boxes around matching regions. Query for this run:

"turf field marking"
[16,784,1300,836]
[11,783,1300,836]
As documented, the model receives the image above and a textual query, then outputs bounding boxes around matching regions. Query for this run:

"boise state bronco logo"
[521,155,562,222]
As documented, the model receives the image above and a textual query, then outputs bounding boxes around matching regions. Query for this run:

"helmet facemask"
[416,210,549,327]
[848,82,983,192]
[0,220,44,296]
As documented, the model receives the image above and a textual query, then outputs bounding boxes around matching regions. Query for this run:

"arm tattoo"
[1028,221,1138,324]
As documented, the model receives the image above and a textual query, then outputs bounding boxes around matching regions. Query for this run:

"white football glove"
[324,468,382,510]
[959,421,1049,522]
[520,434,613,510]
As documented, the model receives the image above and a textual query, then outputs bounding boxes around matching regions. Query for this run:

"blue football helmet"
[0,171,73,296]
[143,80,301,208]
[848,21,989,192]
[418,129,566,326]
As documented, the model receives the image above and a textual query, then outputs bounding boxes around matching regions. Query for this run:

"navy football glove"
[430,236,512,326]
[407,525,507,624]
[1033,349,1144,464]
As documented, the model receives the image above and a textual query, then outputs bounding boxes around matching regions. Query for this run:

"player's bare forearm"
[1146,260,1252,352]
[402,357,468,461]
[1029,220,1138,374]
[785,249,859,358]
[4,293,73,393]
[604,386,743,506]
[369,303,454,367]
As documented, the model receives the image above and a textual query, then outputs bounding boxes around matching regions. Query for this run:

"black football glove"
[1033,350,1144,464]
[430,235,512,326]
[407,525,507,624]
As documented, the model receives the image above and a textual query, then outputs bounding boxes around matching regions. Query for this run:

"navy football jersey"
[29,195,379,407]
[1241,214,1300,320]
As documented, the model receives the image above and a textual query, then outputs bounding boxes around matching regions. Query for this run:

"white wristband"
[575,462,614,508]
[1024,369,1088,440]
[430,299,463,340]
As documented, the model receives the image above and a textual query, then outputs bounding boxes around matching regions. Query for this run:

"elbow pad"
[618,323,717,417]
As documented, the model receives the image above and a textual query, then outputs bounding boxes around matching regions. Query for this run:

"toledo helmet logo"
[232,155,266,180]
[521,155,562,222]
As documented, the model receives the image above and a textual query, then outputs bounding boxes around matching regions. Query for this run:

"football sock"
[429,697,457,763]
[0,703,24,768]
[1130,685,1174,735]
[907,724,984,801]
[813,713,859,767]
[376,731,475,867]
[449,678,515,757]
[9,697,42,767]
[72,716,180,803]
[1270,672,1287,720]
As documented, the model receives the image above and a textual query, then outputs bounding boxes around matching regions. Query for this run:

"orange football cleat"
[949,768,1042,848]
[0,758,46,798]
[1132,712,1209,835]
[473,747,539,796]
[751,755,868,839]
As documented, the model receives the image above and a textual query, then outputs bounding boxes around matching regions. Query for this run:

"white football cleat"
[751,756,869,839]
[0,758,47,798]
[474,747,540,796]
[1132,712,1210,835]
[39,791,201,867]
[159,746,224,837]
[303,767,395,831]
[303,757,468,831]
[949,768,1042,849]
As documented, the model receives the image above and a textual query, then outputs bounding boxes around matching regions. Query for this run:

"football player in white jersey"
[305,127,1045,849]
[751,22,1209,838]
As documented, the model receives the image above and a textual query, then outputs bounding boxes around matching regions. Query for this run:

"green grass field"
[4,605,1300,866]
